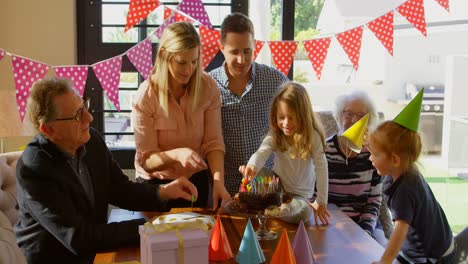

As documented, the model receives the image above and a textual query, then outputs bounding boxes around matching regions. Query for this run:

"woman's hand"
[176,148,207,171]
[212,181,231,210]
[310,201,331,225]
[239,165,257,179]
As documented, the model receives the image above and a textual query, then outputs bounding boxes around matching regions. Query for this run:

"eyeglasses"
[342,110,366,120]
[53,98,90,122]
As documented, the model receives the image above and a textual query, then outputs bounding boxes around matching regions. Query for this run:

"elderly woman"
[131,22,230,209]
[325,90,387,246]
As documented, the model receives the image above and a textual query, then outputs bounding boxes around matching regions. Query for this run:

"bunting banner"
[336,26,364,70]
[268,41,298,76]
[367,11,394,56]
[155,7,176,39]
[177,0,212,28]
[53,66,89,96]
[11,55,50,122]
[175,11,195,23]
[253,40,265,61]
[397,0,427,37]
[125,0,161,32]
[92,56,123,111]
[0,49,5,62]
[435,0,450,12]
[127,38,153,80]
[199,24,221,69]
[303,38,331,80]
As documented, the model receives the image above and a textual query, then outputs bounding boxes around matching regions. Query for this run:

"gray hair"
[333,90,378,131]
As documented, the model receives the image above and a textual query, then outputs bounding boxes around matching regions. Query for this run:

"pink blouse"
[131,73,225,180]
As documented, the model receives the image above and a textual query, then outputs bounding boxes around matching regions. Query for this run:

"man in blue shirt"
[209,13,289,196]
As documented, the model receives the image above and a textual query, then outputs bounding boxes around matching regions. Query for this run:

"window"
[77,0,244,147]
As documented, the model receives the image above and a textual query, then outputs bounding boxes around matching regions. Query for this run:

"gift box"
[139,213,212,264]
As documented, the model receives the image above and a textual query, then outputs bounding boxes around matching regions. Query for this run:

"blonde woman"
[131,22,230,209]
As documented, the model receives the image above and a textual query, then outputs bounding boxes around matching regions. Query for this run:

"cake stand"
[223,199,282,240]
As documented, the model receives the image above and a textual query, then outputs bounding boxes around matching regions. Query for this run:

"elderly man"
[209,13,289,196]
[15,77,197,263]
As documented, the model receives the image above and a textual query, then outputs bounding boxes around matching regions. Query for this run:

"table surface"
[94,205,384,263]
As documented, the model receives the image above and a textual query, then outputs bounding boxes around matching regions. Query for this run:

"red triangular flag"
[0,49,5,62]
[53,66,89,96]
[253,40,265,61]
[270,229,296,264]
[127,38,153,80]
[163,6,173,20]
[125,0,161,32]
[175,11,195,23]
[268,41,298,76]
[11,55,50,122]
[92,56,122,111]
[199,25,221,69]
[178,0,212,28]
[336,26,364,70]
[397,0,427,37]
[435,0,450,12]
[303,37,331,80]
[209,216,233,261]
[367,11,394,56]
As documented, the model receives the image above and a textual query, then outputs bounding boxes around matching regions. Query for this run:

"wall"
[0,0,76,152]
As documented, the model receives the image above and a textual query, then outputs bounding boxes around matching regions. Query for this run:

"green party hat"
[393,88,423,132]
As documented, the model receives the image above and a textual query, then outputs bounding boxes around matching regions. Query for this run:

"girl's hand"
[239,165,257,179]
[310,201,331,225]
[177,148,207,171]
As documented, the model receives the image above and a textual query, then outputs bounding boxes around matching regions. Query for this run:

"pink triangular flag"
[303,37,331,80]
[177,0,212,28]
[92,56,122,111]
[367,11,394,56]
[397,0,427,37]
[268,41,298,76]
[336,26,364,70]
[435,0,450,12]
[0,49,5,62]
[53,66,89,96]
[253,40,265,61]
[199,24,221,69]
[155,7,175,39]
[127,39,153,80]
[292,221,316,264]
[11,55,50,122]
[125,0,161,32]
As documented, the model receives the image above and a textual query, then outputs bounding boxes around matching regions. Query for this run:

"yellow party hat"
[339,113,369,153]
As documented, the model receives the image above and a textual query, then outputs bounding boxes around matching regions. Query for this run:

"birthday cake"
[235,175,283,211]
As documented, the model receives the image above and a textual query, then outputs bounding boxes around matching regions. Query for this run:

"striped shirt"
[209,62,289,195]
[326,134,382,233]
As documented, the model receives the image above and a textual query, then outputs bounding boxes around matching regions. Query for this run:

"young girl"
[239,82,330,224]
[369,121,466,263]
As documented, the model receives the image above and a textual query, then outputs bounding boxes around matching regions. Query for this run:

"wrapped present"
[139,213,213,264]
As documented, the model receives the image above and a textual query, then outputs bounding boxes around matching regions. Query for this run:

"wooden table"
[94,205,384,263]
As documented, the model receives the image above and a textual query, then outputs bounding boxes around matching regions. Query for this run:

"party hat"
[209,215,233,261]
[292,221,316,264]
[393,88,423,132]
[339,113,369,153]
[236,219,266,264]
[270,229,296,264]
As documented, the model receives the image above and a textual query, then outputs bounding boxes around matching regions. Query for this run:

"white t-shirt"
[248,132,328,205]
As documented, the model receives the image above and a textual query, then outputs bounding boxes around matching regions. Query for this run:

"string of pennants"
[0,0,450,122]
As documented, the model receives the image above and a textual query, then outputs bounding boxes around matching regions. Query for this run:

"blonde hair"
[369,120,422,174]
[27,77,75,131]
[149,22,202,116]
[269,82,326,160]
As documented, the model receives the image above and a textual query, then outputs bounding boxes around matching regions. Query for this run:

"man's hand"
[177,148,207,171]
[212,181,231,210]
[310,201,331,225]
[239,164,257,179]
[158,177,198,201]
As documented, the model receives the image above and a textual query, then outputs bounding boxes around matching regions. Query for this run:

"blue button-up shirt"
[209,62,289,195]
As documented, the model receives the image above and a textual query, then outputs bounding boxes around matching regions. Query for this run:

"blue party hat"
[236,218,266,264]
